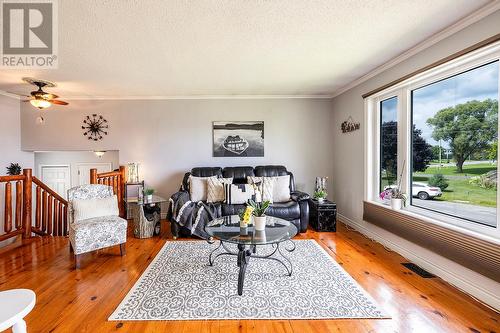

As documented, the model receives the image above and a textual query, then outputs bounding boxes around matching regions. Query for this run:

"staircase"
[0,167,126,243]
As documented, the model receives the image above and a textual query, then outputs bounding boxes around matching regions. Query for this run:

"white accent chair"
[68,184,127,268]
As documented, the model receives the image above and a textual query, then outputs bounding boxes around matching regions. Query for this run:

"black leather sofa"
[170,165,310,238]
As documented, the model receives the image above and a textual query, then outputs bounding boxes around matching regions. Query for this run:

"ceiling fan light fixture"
[30,99,51,109]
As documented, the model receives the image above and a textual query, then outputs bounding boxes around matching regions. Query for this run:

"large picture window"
[411,61,498,227]
[366,41,500,237]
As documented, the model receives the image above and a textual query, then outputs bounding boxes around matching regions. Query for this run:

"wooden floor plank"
[0,221,497,333]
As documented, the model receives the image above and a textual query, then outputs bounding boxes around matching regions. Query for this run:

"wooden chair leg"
[120,243,126,256]
[69,242,74,253]
[75,254,81,269]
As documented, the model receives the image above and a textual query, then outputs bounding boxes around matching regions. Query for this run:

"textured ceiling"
[0,0,493,98]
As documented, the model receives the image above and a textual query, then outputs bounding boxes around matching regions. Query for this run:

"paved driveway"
[411,198,497,227]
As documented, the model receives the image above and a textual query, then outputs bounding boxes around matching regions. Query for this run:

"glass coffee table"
[205,215,297,295]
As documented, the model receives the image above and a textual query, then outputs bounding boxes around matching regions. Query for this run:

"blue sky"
[382,61,499,147]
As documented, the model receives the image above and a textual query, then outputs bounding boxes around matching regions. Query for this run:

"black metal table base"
[207,240,296,295]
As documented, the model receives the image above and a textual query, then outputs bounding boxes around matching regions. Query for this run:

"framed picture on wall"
[213,121,264,157]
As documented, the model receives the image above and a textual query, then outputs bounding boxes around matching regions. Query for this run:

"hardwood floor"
[0,221,498,333]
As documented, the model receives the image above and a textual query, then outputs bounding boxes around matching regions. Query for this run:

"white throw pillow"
[247,176,274,203]
[269,175,291,202]
[189,175,213,202]
[72,195,119,222]
[224,183,255,204]
[207,177,233,203]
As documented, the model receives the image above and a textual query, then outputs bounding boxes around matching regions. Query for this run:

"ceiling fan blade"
[49,99,68,105]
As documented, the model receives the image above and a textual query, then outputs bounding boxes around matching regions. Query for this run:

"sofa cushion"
[254,165,295,191]
[221,203,247,216]
[247,176,274,203]
[271,175,291,202]
[207,177,233,203]
[266,200,300,221]
[224,183,255,204]
[223,166,255,184]
[189,175,213,202]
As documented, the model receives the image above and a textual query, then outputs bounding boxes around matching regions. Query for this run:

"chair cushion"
[72,195,119,222]
[70,216,127,255]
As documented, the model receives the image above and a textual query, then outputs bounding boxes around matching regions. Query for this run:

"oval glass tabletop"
[205,215,297,245]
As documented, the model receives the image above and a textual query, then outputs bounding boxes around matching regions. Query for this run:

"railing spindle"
[58,202,63,236]
[4,182,12,233]
[47,196,53,235]
[54,201,59,236]
[35,186,41,229]
[42,191,48,233]
[63,205,68,236]
[15,180,22,229]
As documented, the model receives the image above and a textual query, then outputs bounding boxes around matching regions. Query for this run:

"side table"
[0,289,36,333]
[126,195,166,238]
[308,199,337,232]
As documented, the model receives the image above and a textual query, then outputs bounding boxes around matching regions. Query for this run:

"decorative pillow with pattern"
[224,183,255,204]
[207,177,233,203]
[247,176,274,203]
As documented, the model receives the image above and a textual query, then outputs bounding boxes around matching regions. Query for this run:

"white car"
[412,182,442,200]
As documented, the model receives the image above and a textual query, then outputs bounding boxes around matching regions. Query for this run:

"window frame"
[365,41,500,240]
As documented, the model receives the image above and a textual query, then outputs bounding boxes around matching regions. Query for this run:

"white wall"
[0,95,34,239]
[34,150,120,188]
[21,98,334,199]
[330,10,500,309]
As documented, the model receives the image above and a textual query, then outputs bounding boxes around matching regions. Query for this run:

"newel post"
[119,166,126,218]
[90,169,98,184]
[22,169,32,239]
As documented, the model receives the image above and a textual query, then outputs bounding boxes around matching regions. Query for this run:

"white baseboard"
[338,213,500,311]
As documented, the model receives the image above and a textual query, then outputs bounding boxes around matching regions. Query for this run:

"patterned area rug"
[109,240,388,320]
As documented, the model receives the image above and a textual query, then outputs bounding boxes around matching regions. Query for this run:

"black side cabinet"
[309,199,337,232]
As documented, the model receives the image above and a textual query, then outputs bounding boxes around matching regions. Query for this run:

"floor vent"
[402,263,436,278]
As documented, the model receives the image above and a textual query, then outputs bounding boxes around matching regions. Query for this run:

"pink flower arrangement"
[379,189,392,200]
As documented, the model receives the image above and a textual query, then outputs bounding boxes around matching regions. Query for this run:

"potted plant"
[248,199,270,231]
[6,163,21,175]
[389,160,407,210]
[144,188,154,201]
[313,189,328,202]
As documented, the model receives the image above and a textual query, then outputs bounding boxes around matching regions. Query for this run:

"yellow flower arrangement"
[239,206,254,227]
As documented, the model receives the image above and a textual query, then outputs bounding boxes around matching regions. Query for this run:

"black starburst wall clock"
[82,114,109,141]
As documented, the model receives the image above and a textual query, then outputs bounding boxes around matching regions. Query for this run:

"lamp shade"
[30,99,51,109]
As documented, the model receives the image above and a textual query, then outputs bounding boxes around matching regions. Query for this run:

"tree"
[412,126,433,172]
[427,99,498,173]
[488,141,497,161]
[381,121,433,183]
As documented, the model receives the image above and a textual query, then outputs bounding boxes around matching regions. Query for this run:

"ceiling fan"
[21,77,69,109]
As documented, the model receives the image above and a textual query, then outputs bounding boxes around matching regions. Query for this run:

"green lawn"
[412,162,497,207]
[415,163,497,176]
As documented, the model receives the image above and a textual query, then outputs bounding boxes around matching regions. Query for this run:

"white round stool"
[0,289,36,333]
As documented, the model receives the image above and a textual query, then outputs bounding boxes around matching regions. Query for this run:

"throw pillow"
[207,177,233,203]
[271,175,291,202]
[224,183,255,204]
[72,195,119,222]
[247,176,274,203]
[189,175,213,202]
